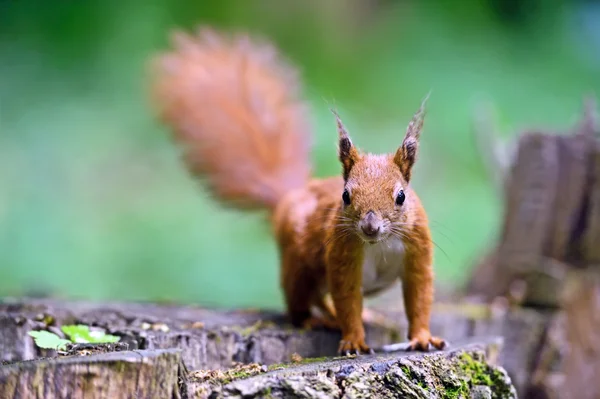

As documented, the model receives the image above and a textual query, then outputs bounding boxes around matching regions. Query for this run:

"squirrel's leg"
[361,307,398,330]
[311,292,340,330]
[401,247,446,351]
[281,253,313,327]
[327,257,372,355]
[318,292,396,330]
[281,254,337,330]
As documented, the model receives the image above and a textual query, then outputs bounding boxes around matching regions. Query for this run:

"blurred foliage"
[0,0,599,309]
[27,330,70,351]
[61,324,120,344]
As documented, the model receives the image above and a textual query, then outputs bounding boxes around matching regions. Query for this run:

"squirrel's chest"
[361,238,406,296]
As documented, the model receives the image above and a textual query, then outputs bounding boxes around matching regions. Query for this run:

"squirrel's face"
[340,155,413,243]
[331,96,428,244]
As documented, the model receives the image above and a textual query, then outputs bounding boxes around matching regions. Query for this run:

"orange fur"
[152,26,445,355]
[151,27,311,210]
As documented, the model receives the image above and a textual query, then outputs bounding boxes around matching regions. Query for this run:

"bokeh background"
[1,0,599,310]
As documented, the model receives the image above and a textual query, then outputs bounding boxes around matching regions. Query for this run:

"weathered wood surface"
[559,271,600,399]
[185,338,516,399]
[0,331,516,399]
[524,270,600,399]
[468,99,600,308]
[0,297,548,397]
[0,349,181,399]
[0,297,400,370]
[467,98,600,399]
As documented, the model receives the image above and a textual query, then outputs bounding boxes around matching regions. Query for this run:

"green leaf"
[61,324,120,344]
[28,331,70,351]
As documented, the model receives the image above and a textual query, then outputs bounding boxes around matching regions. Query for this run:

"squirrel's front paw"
[338,336,374,356]
[406,330,447,352]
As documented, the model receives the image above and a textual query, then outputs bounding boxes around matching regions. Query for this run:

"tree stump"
[467,100,600,309]
[185,339,516,399]
[0,349,181,399]
[467,100,600,308]
[467,97,600,398]
[0,298,525,398]
[559,271,600,399]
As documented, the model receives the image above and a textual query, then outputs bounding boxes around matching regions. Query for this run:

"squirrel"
[151,26,446,355]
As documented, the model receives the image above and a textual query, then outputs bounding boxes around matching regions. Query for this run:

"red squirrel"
[151,27,446,355]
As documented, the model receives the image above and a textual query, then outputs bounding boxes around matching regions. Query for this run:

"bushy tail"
[151,27,313,211]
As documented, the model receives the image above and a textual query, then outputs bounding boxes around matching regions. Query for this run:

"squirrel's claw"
[338,338,373,356]
[406,331,447,352]
[429,336,447,350]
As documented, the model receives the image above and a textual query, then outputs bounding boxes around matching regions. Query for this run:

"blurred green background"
[1,0,599,309]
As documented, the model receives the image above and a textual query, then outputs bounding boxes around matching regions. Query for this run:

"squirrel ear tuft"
[331,109,360,181]
[394,93,429,182]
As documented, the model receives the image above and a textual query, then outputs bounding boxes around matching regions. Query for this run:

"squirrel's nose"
[360,211,381,238]
[361,223,380,237]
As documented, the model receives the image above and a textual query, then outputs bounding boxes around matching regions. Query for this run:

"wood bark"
[185,339,516,399]
[467,98,600,399]
[467,100,600,308]
[0,297,548,397]
[0,349,181,399]
[0,308,517,399]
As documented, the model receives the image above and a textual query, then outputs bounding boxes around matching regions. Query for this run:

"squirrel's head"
[332,95,428,244]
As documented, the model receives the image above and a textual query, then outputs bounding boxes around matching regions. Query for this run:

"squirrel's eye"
[342,189,351,205]
[395,190,406,206]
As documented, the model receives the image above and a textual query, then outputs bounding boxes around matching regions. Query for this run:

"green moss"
[392,350,515,399]
[438,370,469,399]
[400,363,432,393]
[402,365,419,381]
[262,386,274,399]
[437,352,514,398]
[190,363,267,385]
[298,356,330,364]
[458,353,493,386]
[233,320,277,337]
[113,361,127,374]
[207,332,222,344]
[218,367,266,383]
[267,355,334,371]
[444,385,459,399]
[444,382,468,399]
[226,371,251,381]
[267,363,284,371]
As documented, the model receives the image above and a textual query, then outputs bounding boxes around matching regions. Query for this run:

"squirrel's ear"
[394,93,429,182]
[331,109,360,181]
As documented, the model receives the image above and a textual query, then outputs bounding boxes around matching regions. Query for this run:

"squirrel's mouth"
[357,218,385,243]
[357,231,386,244]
